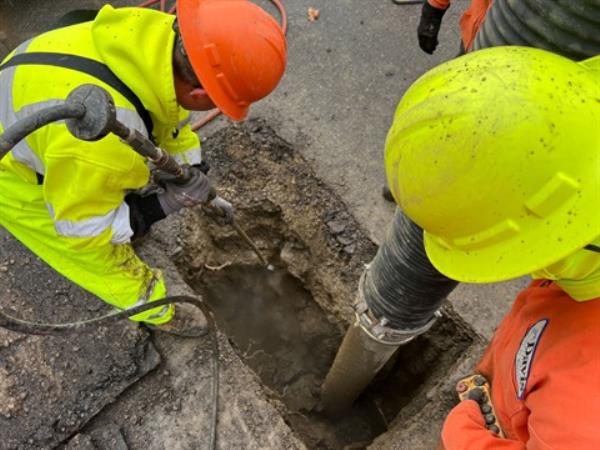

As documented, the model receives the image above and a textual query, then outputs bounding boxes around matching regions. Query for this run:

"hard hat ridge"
[176,0,287,121]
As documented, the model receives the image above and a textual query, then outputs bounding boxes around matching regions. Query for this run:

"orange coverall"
[428,0,493,51]
[441,280,600,449]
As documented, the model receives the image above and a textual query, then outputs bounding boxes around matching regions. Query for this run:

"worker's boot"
[149,303,209,338]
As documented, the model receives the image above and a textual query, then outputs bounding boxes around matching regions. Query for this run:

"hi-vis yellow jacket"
[0,6,202,323]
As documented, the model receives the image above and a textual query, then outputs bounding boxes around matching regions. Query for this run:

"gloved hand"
[206,196,235,225]
[417,1,448,54]
[157,166,216,216]
[441,400,510,449]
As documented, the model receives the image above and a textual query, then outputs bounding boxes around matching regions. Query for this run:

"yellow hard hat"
[385,46,600,283]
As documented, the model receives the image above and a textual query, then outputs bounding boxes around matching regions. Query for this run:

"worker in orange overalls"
[441,277,600,449]
[416,0,492,54]
[384,45,600,448]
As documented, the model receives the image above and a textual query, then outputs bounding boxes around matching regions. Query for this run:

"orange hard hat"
[176,0,287,121]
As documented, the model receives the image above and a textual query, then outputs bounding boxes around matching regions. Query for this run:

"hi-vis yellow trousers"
[0,168,174,324]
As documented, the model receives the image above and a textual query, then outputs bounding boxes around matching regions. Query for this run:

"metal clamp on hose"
[353,265,441,346]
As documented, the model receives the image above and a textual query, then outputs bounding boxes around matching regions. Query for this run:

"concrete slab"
[448,278,531,341]
[66,424,129,450]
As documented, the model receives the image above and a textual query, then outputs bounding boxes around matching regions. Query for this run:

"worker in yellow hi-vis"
[0,0,287,337]
[385,46,600,448]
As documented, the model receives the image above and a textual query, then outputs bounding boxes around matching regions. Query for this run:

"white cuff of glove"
[209,196,235,225]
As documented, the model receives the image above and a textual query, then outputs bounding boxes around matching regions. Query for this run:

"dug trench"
[173,120,480,449]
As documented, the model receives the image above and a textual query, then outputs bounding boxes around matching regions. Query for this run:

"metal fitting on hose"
[321,210,455,414]
[354,265,441,346]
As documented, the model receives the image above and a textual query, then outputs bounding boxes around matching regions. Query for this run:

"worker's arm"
[43,130,212,244]
[123,111,206,238]
[443,283,600,450]
[441,400,526,450]
[417,0,450,54]
[153,110,235,224]
[43,139,149,250]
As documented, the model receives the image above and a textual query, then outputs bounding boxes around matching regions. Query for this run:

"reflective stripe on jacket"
[0,6,200,321]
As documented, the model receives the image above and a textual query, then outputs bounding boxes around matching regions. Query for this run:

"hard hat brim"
[424,213,600,283]
[176,0,286,122]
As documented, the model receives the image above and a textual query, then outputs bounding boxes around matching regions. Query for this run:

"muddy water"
[197,266,339,409]
[194,265,387,449]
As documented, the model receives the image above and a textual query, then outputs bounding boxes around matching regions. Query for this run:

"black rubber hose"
[0,295,212,335]
[363,208,458,330]
[0,295,220,450]
[472,0,600,60]
[0,103,85,155]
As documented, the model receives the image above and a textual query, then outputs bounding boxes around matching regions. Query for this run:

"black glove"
[417,1,448,54]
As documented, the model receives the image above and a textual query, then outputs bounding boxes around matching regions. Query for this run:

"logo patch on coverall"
[515,319,548,399]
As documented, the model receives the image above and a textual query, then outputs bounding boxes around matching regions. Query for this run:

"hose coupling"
[354,266,441,346]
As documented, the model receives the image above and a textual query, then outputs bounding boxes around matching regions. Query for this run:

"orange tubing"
[137,0,161,8]
[138,0,288,131]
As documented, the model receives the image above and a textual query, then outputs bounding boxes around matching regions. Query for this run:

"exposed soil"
[195,266,339,413]
[193,265,389,449]
[177,120,380,323]
[175,121,478,449]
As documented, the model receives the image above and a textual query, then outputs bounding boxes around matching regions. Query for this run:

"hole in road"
[189,263,474,449]
[176,122,476,449]
[190,265,387,449]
